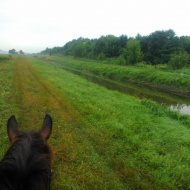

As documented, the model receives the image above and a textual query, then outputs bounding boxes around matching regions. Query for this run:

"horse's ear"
[39,114,52,140]
[7,115,19,143]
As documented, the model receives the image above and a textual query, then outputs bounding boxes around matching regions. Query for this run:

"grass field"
[0,55,190,189]
[41,55,190,96]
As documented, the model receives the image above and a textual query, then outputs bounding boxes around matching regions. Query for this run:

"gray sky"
[0,0,190,53]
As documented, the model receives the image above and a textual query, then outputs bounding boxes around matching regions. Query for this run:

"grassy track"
[0,56,190,189]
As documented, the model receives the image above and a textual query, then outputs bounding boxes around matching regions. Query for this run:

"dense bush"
[0,55,11,62]
[169,51,190,69]
[122,39,143,64]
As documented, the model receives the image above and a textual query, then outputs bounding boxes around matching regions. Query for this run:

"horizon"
[1,29,189,54]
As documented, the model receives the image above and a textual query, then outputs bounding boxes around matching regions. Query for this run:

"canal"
[61,66,190,115]
[47,58,190,115]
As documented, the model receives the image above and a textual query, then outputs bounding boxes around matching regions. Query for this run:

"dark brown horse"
[0,114,53,190]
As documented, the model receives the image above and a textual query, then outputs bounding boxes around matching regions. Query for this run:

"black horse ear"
[39,114,52,140]
[7,115,19,143]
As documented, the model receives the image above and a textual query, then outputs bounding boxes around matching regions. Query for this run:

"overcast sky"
[0,0,190,53]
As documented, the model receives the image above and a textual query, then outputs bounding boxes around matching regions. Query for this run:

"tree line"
[9,49,24,55]
[40,29,190,69]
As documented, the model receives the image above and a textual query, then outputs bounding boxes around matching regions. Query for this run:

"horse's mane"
[0,132,52,190]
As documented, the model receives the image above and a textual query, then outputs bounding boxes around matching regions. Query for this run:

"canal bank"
[40,55,190,115]
[62,66,190,115]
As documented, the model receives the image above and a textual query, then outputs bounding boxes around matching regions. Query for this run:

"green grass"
[0,58,16,158]
[1,56,190,189]
[0,54,11,62]
[41,55,190,96]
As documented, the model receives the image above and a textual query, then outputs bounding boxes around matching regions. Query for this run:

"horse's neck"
[0,163,14,190]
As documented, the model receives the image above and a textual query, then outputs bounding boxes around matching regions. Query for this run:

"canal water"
[62,66,190,115]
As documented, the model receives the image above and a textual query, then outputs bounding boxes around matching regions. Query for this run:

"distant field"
[0,55,190,189]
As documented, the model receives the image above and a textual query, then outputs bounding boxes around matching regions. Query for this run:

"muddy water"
[62,67,190,115]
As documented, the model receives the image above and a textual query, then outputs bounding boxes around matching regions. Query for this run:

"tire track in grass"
[13,56,127,190]
[13,56,86,188]
[25,58,123,189]
[14,56,72,128]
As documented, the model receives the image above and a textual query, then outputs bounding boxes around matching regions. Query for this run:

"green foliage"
[73,44,86,58]
[0,55,11,62]
[104,55,126,65]
[154,64,168,70]
[8,49,24,55]
[141,29,180,64]
[19,50,24,55]
[8,49,18,54]
[40,29,190,69]
[40,35,128,60]
[97,52,106,60]
[123,39,143,64]
[179,36,190,53]
[169,51,190,69]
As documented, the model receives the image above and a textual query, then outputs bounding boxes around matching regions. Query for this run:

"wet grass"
[42,55,190,95]
[0,56,190,189]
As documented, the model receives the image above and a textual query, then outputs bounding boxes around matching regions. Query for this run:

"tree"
[73,44,86,58]
[8,49,17,54]
[123,39,143,64]
[40,47,50,54]
[143,29,180,64]
[169,51,190,69]
[19,50,24,54]
[119,35,128,48]
[179,36,190,53]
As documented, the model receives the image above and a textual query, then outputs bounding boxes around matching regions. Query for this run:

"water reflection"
[170,104,190,115]
[62,66,190,115]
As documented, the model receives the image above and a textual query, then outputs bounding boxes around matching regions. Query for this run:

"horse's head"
[0,114,53,190]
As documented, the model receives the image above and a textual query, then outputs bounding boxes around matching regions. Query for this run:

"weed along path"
[1,56,190,189]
